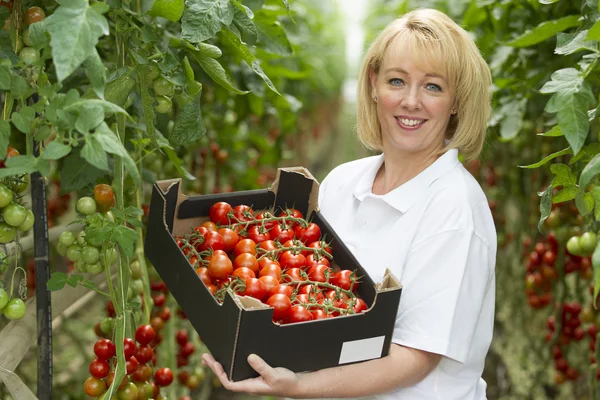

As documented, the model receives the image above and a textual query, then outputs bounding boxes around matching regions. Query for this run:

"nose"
[401,86,422,110]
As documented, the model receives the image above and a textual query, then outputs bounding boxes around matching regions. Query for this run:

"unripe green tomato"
[0,288,8,311]
[77,230,87,245]
[117,382,138,400]
[66,244,82,262]
[59,231,76,247]
[147,63,161,81]
[19,47,39,65]
[100,317,115,336]
[14,36,23,53]
[130,279,144,295]
[127,286,134,301]
[13,175,28,193]
[154,96,172,113]
[130,260,142,279]
[76,197,97,215]
[545,210,560,229]
[580,232,598,256]
[75,259,86,272]
[4,298,26,320]
[85,232,102,247]
[135,382,153,400]
[82,246,100,264]
[153,77,174,96]
[102,248,118,266]
[86,262,103,275]
[0,184,14,208]
[22,28,32,46]
[104,211,115,223]
[0,222,16,243]
[17,209,35,231]
[3,203,27,227]
[56,242,68,256]
[567,236,583,256]
[186,80,202,96]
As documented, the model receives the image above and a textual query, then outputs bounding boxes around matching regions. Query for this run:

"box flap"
[271,168,319,218]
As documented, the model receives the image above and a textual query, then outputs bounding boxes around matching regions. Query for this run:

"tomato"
[137,381,154,399]
[198,230,225,252]
[248,225,270,243]
[195,267,212,285]
[152,293,166,307]
[180,341,195,357]
[234,238,257,257]
[76,196,97,215]
[118,381,139,400]
[267,294,292,321]
[153,77,175,97]
[294,223,321,244]
[124,337,137,359]
[201,221,217,231]
[0,222,15,243]
[3,203,27,226]
[269,284,293,298]
[134,344,153,364]
[241,277,267,300]
[308,265,332,283]
[287,305,313,323]
[306,240,331,256]
[106,371,129,390]
[232,266,256,280]
[279,250,306,269]
[208,252,233,279]
[259,256,280,270]
[283,267,305,283]
[194,226,209,236]
[217,227,239,252]
[299,284,324,302]
[259,275,279,294]
[295,293,310,304]
[3,298,26,319]
[311,309,331,320]
[158,306,171,321]
[331,270,355,291]
[88,358,110,379]
[185,373,203,390]
[155,96,172,113]
[234,253,259,273]
[0,288,8,311]
[205,283,217,295]
[279,208,303,222]
[232,205,254,222]
[256,211,277,230]
[259,263,282,280]
[148,0,184,22]
[135,324,156,346]
[325,290,349,310]
[350,298,368,313]
[126,356,139,375]
[209,202,232,225]
[24,6,46,25]
[306,253,329,269]
[0,184,13,208]
[567,236,582,256]
[154,367,174,386]
[580,232,597,255]
[94,184,115,213]
[19,47,39,65]
[270,223,295,243]
[84,376,107,397]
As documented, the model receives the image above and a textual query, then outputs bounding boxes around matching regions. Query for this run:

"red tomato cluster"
[174,202,368,323]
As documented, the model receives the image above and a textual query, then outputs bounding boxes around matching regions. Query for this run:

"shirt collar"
[353,149,460,213]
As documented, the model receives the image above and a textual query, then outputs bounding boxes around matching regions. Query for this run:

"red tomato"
[123,338,137,359]
[311,309,332,320]
[126,356,139,375]
[325,289,349,309]
[258,257,280,270]
[279,250,306,269]
[295,293,310,304]
[201,221,217,231]
[307,241,332,257]
[208,253,233,279]
[205,283,217,295]
[193,226,209,236]
[258,240,279,256]
[269,284,293,298]
[195,267,212,285]
[154,367,174,387]
[351,298,368,314]
[89,358,110,379]
[308,265,331,283]
[259,275,279,294]
[242,278,267,300]
[234,253,259,273]
[270,223,295,243]
[135,345,154,364]
[218,227,239,252]
[279,208,303,224]
[332,270,355,291]
[198,231,225,252]
[294,223,321,244]
[299,284,324,302]
[232,266,256,280]
[256,211,277,231]
[133,363,153,382]
[283,267,305,282]
[209,202,232,225]
[93,184,115,213]
[287,305,313,323]
[234,238,257,257]
[267,294,292,321]
[94,339,116,360]
[84,377,107,397]
[233,205,254,222]
[259,263,282,280]
[248,225,270,243]
[176,329,188,345]
[135,324,156,346]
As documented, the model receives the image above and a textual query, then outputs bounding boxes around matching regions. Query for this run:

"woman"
[203,8,496,399]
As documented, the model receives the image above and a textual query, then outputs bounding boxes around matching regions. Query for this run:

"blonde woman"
[203,8,496,400]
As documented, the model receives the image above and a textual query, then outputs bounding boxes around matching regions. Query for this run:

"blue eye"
[426,83,442,92]
[388,78,403,86]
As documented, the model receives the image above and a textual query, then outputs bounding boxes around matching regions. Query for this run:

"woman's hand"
[202,353,304,397]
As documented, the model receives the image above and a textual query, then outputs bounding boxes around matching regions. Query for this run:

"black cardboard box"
[145,167,402,381]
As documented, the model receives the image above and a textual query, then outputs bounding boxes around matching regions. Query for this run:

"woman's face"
[370,44,455,161]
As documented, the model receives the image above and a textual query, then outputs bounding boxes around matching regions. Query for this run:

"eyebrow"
[384,67,446,80]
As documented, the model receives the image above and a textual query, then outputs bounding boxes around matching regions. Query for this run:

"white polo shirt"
[317,149,496,400]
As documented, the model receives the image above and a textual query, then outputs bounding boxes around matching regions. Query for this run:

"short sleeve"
[391,229,492,363]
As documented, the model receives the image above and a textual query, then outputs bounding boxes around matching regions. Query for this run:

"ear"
[369,66,378,98]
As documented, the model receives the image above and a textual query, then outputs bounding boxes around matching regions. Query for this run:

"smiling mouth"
[394,116,427,129]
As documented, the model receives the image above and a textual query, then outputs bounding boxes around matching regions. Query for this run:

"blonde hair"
[356,9,491,162]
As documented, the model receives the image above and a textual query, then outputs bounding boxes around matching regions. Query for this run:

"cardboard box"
[145,167,402,381]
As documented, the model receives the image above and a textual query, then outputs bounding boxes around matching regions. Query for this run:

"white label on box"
[338,336,385,364]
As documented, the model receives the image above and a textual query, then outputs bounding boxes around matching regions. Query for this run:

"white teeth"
[398,118,424,126]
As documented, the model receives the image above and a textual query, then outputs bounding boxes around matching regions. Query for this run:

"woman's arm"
[202,343,441,399]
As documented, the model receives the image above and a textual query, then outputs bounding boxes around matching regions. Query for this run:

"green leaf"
[538,125,563,137]
[506,15,580,47]
[0,155,38,178]
[105,73,136,107]
[576,190,595,215]
[588,20,600,40]
[254,12,293,55]
[66,274,84,288]
[75,104,105,133]
[59,149,106,193]
[220,27,280,95]
[84,49,106,99]
[550,163,577,187]
[79,279,99,291]
[43,141,72,160]
[0,121,9,159]
[182,0,235,43]
[65,99,129,118]
[28,20,49,48]
[555,31,597,55]
[112,225,138,258]
[11,106,35,134]
[47,272,68,291]
[138,65,160,152]
[499,98,527,140]
[592,187,600,221]
[570,143,600,164]
[538,185,553,233]
[169,37,222,58]
[519,147,572,168]
[191,52,249,94]
[233,6,258,45]
[580,153,600,188]
[94,123,141,186]
[81,135,109,171]
[45,0,109,82]
[170,91,206,145]
[0,65,10,90]
[553,186,578,203]
[10,74,32,99]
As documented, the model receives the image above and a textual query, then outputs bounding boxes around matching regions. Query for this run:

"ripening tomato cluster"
[84,324,174,399]
[174,201,368,324]
[523,233,559,309]
[175,328,205,390]
[3,7,45,65]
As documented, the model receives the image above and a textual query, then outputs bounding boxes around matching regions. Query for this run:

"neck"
[372,150,439,195]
